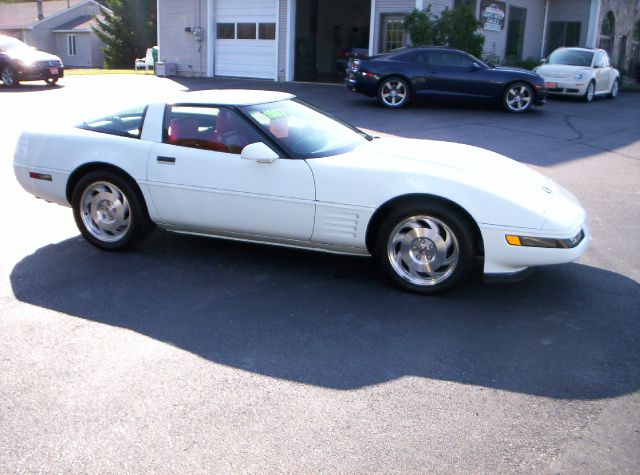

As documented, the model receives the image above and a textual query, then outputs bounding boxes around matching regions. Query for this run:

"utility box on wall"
[155,62,176,77]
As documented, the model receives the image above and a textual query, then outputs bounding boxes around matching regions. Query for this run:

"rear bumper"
[345,76,378,97]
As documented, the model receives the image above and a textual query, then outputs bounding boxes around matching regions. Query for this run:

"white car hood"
[309,138,565,230]
[537,64,588,78]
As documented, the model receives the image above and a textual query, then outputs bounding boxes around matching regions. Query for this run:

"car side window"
[164,105,263,154]
[394,51,429,65]
[428,51,472,68]
[594,52,606,68]
[78,106,147,139]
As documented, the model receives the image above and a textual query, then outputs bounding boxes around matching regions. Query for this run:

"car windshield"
[240,99,371,159]
[0,36,32,52]
[548,49,594,67]
[77,106,147,139]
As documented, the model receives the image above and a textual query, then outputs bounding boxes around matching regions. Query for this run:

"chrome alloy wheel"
[610,80,619,98]
[386,215,460,286]
[1,68,16,87]
[380,79,407,106]
[585,82,595,102]
[505,84,532,112]
[80,181,131,242]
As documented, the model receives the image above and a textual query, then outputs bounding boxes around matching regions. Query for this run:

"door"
[214,0,277,79]
[146,105,316,240]
[422,50,491,99]
[592,51,613,93]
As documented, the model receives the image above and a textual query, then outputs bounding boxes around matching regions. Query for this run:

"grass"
[65,68,155,76]
[621,79,640,91]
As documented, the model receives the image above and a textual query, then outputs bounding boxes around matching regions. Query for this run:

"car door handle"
[157,156,176,164]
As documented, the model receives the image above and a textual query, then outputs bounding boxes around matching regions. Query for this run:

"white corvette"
[13,90,589,294]
[534,47,620,102]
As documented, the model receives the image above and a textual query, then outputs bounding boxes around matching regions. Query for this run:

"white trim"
[207,0,214,76]
[368,0,376,57]
[67,33,77,56]
[274,0,280,81]
[286,0,295,81]
[540,0,549,58]
[156,0,161,62]
[585,0,601,48]
[415,0,423,10]
[52,29,91,33]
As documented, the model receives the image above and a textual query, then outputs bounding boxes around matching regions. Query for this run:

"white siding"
[481,0,546,61]
[372,0,416,55]
[213,0,277,79]
[158,0,208,77]
[278,0,287,80]
[548,0,592,46]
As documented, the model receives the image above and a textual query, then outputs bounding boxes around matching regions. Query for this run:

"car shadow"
[0,83,63,92]
[10,229,640,400]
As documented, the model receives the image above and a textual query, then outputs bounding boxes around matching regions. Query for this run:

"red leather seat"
[168,117,199,145]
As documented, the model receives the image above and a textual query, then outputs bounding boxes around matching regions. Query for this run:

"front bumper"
[17,65,64,82]
[541,77,587,96]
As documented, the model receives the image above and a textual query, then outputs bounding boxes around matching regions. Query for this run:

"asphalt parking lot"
[1,75,639,473]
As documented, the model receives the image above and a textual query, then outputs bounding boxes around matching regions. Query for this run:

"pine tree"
[93,0,156,68]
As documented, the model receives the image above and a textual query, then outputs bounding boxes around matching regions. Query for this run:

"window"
[77,106,147,139]
[164,105,262,154]
[599,11,615,57]
[380,15,406,52]
[428,51,473,68]
[217,23,235,39]
[258,23,276,40]
[237,23,257,40]
[67,34,76,56]
[594,51,607,68]
[547,22,581,56]
[505,6,527,62]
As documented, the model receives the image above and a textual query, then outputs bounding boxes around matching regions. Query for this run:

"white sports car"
[13,90,589,294]
[534,47,620,102]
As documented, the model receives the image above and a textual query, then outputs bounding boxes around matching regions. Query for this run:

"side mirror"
[240,142,279,163]
[541,58,547,64]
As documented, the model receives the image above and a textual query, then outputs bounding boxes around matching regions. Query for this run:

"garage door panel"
[214,0,277,80]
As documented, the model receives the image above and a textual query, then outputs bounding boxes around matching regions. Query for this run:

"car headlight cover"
[506,230,585,249]
[575,72,586,81]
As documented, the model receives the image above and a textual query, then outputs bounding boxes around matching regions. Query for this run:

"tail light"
[350,59,360,72]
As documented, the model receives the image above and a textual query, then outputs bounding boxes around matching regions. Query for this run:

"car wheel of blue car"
[377,77,410,108]
[503,82,533,113]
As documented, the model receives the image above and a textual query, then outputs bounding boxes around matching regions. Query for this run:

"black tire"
[71,170,155,251]
[377,77,410,108]
[1,67,19,87]
[373,202,476,295]
[607,78,619,99]
[583,81,595,102]
[502,82,534,113]
[45,78,58,86]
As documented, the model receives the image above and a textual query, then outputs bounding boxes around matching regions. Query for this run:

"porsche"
[13,90,589,294]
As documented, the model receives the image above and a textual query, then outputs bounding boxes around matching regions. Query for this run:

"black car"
[0,35,64,87]
[346,46,546,112]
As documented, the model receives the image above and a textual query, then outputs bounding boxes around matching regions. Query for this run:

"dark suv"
[0,35,64,87]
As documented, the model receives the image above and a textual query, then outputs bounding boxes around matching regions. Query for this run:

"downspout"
[585,0,601,48]
[368,0,376,57]
[540,0,549,58]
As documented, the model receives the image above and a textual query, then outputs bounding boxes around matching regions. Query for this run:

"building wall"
[278,0,288,80]
[54,32,94,67]
[548,0,591,46]
[372,0,415,55]
[597,0,640,74]
[158,0,208,77]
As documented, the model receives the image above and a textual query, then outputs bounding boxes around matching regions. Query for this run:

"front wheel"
[374,203,475,295]
[1,67,19,87]
[607,78,619,99]
[583,81,595,102]
[71,171,155,251]
[503,82,533,112]
[377,77,410,108]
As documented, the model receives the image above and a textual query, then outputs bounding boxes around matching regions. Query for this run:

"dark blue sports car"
[345,46,547,112]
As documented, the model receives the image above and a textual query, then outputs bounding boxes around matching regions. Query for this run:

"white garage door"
[214,0,277,79]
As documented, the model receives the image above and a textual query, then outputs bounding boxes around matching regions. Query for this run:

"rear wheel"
[45,77,58,86]
[71,170,155,251]
[374,202,475,294]
[1,67,19,87]
[583,81,595,102]
[377,77,410,108]
[503,82,533,112]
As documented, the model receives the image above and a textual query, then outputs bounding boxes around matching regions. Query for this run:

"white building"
[157,0,640,81]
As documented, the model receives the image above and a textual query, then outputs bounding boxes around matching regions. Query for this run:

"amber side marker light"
[29,172,52,181]
[506,235,522,246]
